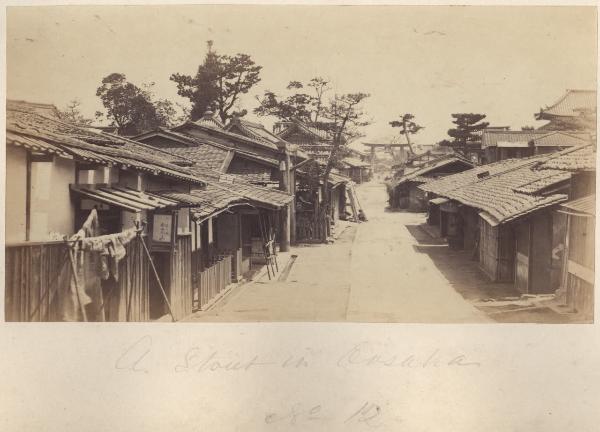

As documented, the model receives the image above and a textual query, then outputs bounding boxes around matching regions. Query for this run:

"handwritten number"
[345,402,382,427]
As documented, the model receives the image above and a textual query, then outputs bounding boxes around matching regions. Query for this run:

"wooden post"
[66,243,88,322]
[277,142,291,252]
[370,146,376,176]
[290,169,297,244]
[25,153,32,241]
[561,214,572,305]
[139,234,176,322]
[279,204,290,252]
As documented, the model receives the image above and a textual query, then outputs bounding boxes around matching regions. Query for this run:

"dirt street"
[189,181,492,322]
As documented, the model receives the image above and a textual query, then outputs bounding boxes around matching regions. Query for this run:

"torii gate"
[363,142,412,174]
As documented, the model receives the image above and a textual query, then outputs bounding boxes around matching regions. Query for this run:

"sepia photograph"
[3,4,597,325]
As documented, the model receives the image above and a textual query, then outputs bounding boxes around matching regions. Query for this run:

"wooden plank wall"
[104,237,150,322]
[5,243,70,322]
[479,218,499,281]
[169,235,193,320]
[566,274,594,319]
[497,225,515,282]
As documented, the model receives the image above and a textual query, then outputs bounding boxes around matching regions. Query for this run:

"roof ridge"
[178,120,279,150]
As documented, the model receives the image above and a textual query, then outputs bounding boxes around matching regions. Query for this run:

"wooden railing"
[194,254,232,311]
[5,242,71,322]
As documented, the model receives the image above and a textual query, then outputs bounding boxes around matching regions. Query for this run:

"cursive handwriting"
[265,403,324,425]
[174,348,276,372]
[115,335,152,373]
[266,401,384,427]
[115,338,482,374]
[337,342,481,369]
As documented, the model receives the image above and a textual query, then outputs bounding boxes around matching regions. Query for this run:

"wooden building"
[5,101,294,322]
[537,144,596,317]
[559,195,595,319]
[339,157,372,184]
[535,89,596,131]
[5,100,206,322]
[481,129,591,163]
[388,155,475,212]
[421,152,577,292]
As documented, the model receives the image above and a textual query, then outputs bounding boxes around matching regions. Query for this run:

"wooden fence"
[5,238,152,322]
[194,254,232,311]
[218,247,243,281]
[5,241,71,322]
[296,211,327,243]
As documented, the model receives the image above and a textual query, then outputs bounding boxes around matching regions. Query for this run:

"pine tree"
[444,113,489,155]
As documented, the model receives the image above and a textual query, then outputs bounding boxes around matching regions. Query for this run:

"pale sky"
[6,5,598,148]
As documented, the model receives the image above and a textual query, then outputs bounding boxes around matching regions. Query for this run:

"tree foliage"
[441,113,489,155]
[96,73,176,135]
[170,41,262,123]
[389,113,423,154]
[254,77,330,122]
[57,99,93,126]
[320,92,370,221]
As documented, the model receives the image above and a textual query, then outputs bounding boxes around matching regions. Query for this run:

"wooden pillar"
[277,142,291,252]
[280,204,290,252]
[25,153,32,241]
[370,146,376,175]
[290,169,297,244]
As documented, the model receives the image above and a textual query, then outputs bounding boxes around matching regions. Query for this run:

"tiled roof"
[276,119,337,142]
[481,130,548,149]
[227,157,275,184]
[538,89,597,118]
[175,121,279,152]
[6,101,204,185]
[561,194,595,216]
[165,144,230,171]
[159,187,245,221]
[342,157,371,168]
[512,171,571,194]
[6,130,70,157]
[410,176,436,184]
[392,155,475,188]
[161,178,293,221]
[420,155,572,224]
[328,172,351,186]
[71,185,180,212]
[537,144,596,172]
[226,118,283,146]
[134,127,280,180]
[532,131,591,147]
[420,156,545,195]
[7,100,60,118]
[194,111,225,129]
[443,166,567,224]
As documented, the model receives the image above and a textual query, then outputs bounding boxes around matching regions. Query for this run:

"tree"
[319,92,370,237]
[170,41,262,123]
[96,73,166,135]
[58,99,93,125]
[254,76,330,122]
[389,113,423,155]
[442,113,489,155]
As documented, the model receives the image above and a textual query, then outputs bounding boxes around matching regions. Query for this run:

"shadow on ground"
[405,223,576,323]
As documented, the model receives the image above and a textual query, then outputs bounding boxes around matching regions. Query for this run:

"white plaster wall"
[5,146,28,243]
[30,157,76,240]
